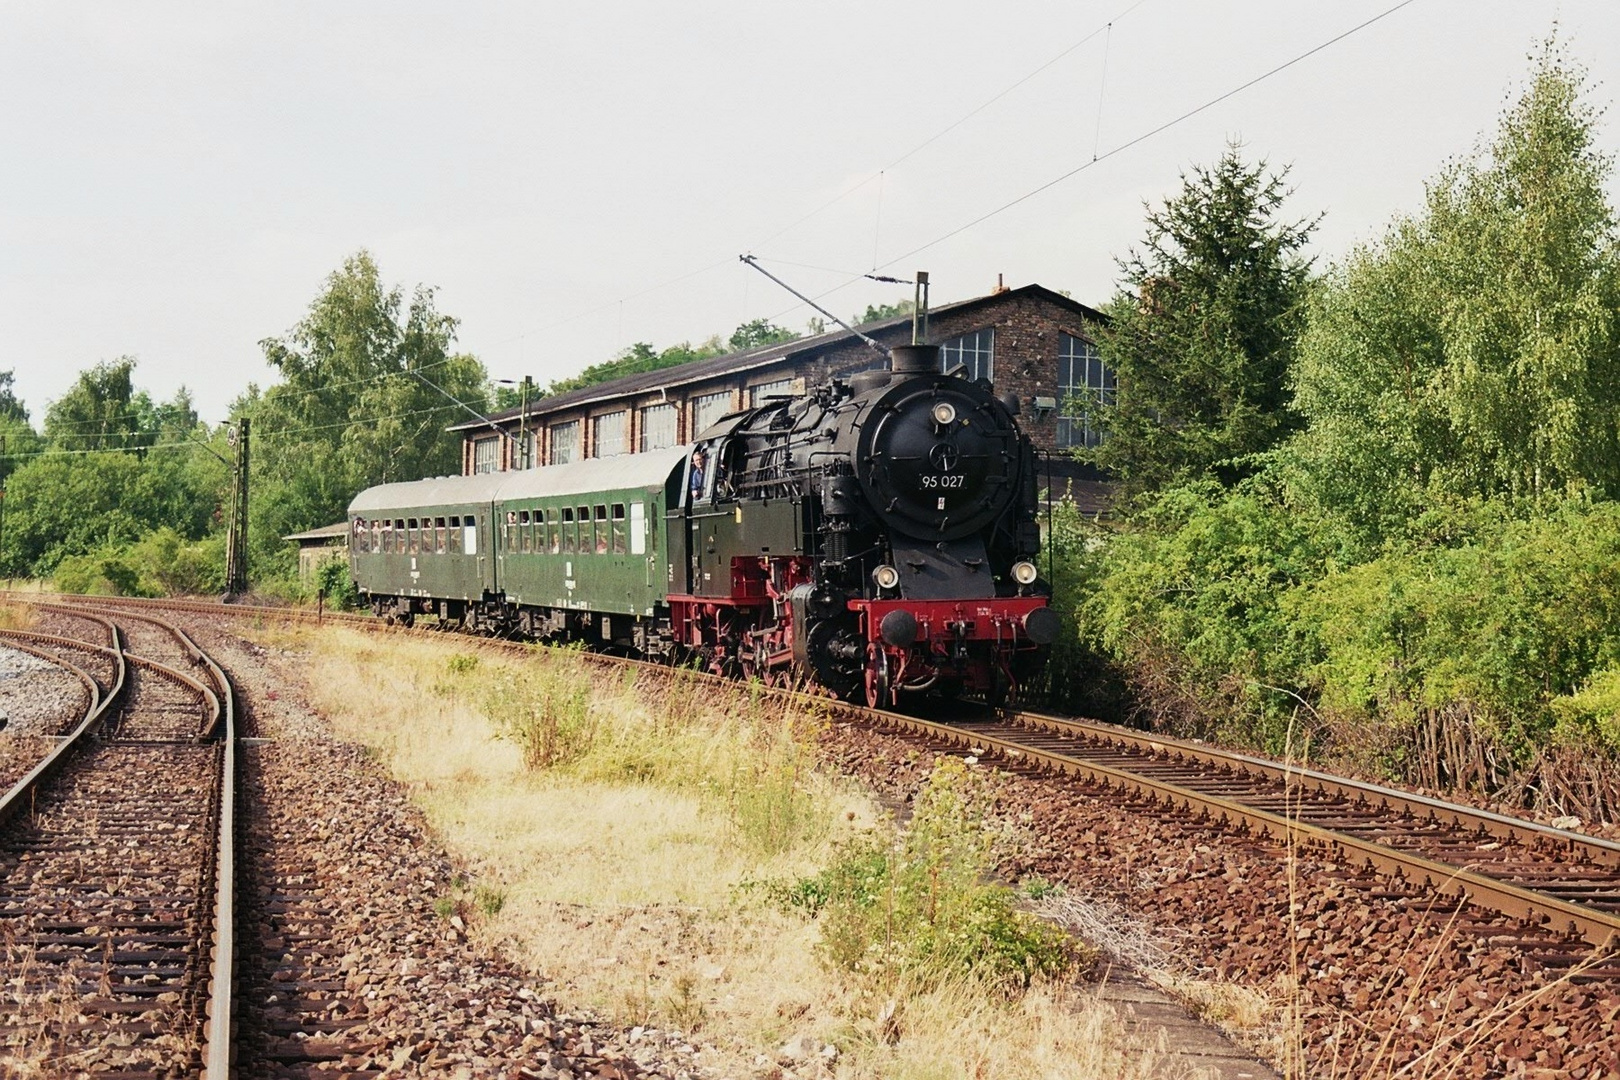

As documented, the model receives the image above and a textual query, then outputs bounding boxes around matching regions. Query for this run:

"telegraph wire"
[494,0,1151,355]
[874,0,1421,272]
[35,354,469,432]
[0,402,474,461]
[762,0,1423,321]
[748,0,1151,252]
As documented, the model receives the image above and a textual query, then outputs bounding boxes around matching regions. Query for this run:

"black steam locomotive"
[348,341,1059,706]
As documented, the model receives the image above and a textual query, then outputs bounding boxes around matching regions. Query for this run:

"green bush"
[1075,479,1338,750]
[778,759,1076,994]
[315,556,360,609]
[53,550,152,597]
[1073,483,1620,807]
[126,527,225,596]
[1289,499,1620,766]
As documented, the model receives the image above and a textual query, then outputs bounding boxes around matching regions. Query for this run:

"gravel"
[817,719,1620,1078]
[176,615,727,1080]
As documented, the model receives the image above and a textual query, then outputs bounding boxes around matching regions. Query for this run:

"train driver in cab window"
[689,447,707,502]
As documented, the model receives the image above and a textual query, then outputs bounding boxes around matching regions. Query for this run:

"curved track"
[0,604,235,1079]
[20,596,1620,969]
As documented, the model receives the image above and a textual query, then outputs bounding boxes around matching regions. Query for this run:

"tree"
[0,370,27,422]
[1087,146,1316,497]
[544,338,726,396]
[43,358,142,452]
[727,318,797,352]
[855,300,914,325]
[1288,44,1620,543]
[248,251,488,565]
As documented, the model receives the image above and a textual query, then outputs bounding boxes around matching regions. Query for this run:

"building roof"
[283,522,351,543]
[452,283,1102,432]
[348,445,690,515]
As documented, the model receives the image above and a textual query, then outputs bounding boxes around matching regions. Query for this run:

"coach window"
[592,505,608,554]
[448,516,462,554]
[561,507,576,553]
[405,519,418,555]
[577,505,591,553]
[518,510,532,553]
[436,517,448,554]
[547,509,560,553]
[611,503,627,554]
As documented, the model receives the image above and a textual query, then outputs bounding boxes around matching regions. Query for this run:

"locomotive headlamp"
[930,401,957,426]
[1011,560,1039,586]
[873,564,901,590]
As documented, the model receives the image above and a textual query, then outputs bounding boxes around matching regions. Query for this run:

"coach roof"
[348,445,690,515]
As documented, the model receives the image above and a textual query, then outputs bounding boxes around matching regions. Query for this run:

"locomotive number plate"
[919,475,966,489]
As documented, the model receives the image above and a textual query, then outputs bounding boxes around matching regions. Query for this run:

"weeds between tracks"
[274,626,1170,1080]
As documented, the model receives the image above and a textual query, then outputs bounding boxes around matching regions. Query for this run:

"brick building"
[452,282,1114,503]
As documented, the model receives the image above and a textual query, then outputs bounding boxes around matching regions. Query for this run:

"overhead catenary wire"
[0,401,474,462]
[489,0,1153,355]
[760,0,1424,322]
[33,354,469,432]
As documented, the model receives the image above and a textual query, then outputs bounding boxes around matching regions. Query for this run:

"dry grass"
[289,627,1176,1080]
[0,600,39,633]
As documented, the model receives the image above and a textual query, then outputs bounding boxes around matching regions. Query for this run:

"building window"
[750,378,794,406]
[593,410,627,458]
[691,391,731,435]
[1057,332,1115,448]
[549,420,579,465]
[640,403,678,452]
[472,437,499,474]
[940,327,994,382]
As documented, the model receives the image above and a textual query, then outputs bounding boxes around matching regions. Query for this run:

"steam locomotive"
[347,342,1059,706]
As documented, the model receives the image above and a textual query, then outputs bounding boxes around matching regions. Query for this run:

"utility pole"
[521,375,533,468]
[224,418,250,598]
[0,434,6,587]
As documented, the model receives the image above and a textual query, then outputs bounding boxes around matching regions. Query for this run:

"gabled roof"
[453,283,1102,432]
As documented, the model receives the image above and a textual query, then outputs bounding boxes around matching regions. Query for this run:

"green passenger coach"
[490,446,687,637]
[348,446,688,645]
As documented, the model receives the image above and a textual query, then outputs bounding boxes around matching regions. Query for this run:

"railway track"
[29,592,1620,950]
[15,596,1620,1001]
[0,604,234,1079]
[829,703,1620,963]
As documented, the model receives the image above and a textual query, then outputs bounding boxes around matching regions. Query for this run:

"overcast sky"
[3,0,1617,424]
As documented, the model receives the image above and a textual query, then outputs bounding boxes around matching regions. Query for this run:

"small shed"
[283,521,350,581]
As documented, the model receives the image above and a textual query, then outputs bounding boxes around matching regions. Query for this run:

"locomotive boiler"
[671,341,1057,705]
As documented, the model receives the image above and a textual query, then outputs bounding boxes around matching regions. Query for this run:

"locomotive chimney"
[889,343,939,376]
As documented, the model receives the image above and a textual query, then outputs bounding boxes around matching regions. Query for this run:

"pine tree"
[1088,146,1316,497]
